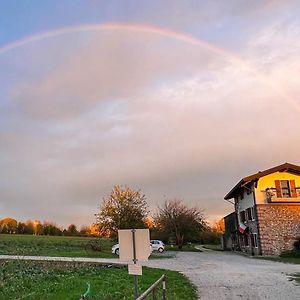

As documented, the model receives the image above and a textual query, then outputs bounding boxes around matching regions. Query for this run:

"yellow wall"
[255,172,300,204]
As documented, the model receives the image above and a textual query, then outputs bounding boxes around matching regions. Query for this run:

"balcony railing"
[264,187,300,202]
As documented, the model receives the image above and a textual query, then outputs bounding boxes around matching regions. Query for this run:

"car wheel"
[158,247,164,253]
[115,248,119,255]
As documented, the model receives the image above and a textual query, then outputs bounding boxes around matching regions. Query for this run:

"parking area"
[145,249,300,299]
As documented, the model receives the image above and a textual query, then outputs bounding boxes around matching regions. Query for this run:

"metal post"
[132,229,139,299]
[162,277,166,300]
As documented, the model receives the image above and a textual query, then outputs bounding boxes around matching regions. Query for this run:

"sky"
[1,0,300,227]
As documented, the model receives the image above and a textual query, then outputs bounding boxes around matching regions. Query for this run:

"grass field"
[164,244,202,252]
[0,234,116,258]
[256,256,300,264]
[201,244,223,251]
[0,234,201,258]
[0,260,197,300]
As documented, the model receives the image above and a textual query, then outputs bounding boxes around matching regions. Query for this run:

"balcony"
[264,187,300,203]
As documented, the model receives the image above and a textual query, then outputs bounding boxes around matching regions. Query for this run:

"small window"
[240,211,246,223]
[246,208,252,221]
[245,207,255,221]
[250,234,258,248]
[281,180,291,197]
[244,235,249,246]
[251,207,255,220]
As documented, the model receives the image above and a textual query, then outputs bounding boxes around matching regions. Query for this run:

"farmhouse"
[223,162,300,255]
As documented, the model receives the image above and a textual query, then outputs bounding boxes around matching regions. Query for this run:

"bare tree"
[155,199,206,249]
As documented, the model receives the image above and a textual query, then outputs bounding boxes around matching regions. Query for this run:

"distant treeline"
[0,217,93,236]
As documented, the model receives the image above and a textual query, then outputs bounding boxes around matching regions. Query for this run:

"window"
[275,180,298,198]
[246,208,252,221]
[281,180,291,197]
[246,207,255,221]
[239,211,246,223]
[250,233,258,248]
[244,235,249,246]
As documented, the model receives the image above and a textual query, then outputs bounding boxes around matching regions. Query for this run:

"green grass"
[288,273,300,285]
[202,244,223,251]
[0,234,116,258]
[165,244,202,252]
[255,249,300,264]
[294,274,300,284]
[256,256,300,264]
[0,260,197,300]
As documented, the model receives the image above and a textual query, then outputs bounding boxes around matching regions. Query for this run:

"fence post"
[162,277,166,300]
[152,288,157,300]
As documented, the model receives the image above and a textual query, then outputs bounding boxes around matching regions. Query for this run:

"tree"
[154,199,206,249]
[66,224,78,236]
[212,218,225,234]
[96,185,149,236]
[79,226,90,236]
[0,217,17,234]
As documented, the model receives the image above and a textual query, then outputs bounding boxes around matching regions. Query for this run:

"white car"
[150,240,165,253]
[112,243,153,256]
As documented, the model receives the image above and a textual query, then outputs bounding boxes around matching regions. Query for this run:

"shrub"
[85,240,102,252]
[294,238,300,251]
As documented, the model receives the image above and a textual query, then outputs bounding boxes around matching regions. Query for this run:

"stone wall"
[257,204,300,255]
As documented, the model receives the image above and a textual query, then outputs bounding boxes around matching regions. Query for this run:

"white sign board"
[128,264,142,276]
[118,229,150,262]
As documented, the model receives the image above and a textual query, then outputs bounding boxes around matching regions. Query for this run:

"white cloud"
[1,12,300,225]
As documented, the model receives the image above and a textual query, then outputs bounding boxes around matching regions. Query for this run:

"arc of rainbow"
[0,22,298,111]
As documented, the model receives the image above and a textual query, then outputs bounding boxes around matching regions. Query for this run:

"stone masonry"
[257,204,300,255]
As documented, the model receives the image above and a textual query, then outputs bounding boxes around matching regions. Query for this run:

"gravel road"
[1,250,299,299]
[145,250,300,300]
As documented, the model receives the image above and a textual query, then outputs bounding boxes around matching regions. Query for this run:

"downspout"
[252,183,262,255]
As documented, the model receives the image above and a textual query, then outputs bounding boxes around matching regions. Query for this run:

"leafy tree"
[0,217,17,234]
[24,220,35,234]
[79,226,90,236]
[16,222,27,234]
[96,185,148,236]
[66,224,78,236]
[154,199,206,249]
[42,222,62,236]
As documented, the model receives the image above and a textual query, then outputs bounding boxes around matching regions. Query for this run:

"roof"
[224,162,300,200]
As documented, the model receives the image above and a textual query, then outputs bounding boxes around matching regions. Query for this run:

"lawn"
[0,260,197,300]
[293,274,300,284]
[164,244,202,252]
[256,256,300,264]
[0,234,116,258]
[201,244,223,251]
[255,249,300,265]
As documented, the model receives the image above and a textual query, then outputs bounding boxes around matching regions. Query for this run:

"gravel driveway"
[1,250,299,299]
[145,249,300,299]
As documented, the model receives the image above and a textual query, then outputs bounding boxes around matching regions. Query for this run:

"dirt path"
[1,251,299,299]
[144,250,300,299]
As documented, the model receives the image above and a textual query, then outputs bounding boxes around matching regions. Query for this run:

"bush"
[280,250,300,258]
[85,240,102,252]
[294,238,300,251]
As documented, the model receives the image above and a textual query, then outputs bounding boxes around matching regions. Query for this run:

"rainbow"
[0,22,298,111]
[0,23,238,60]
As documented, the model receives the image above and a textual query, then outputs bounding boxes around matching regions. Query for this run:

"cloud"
[1,12,300,225]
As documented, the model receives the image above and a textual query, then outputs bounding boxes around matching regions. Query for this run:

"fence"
[136,274,166,300]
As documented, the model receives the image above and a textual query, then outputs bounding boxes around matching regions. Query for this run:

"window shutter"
[275,180,282,198]
[290,180,297,198]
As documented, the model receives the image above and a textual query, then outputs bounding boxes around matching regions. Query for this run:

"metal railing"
[136,275,166,300]
[265,187,300,201]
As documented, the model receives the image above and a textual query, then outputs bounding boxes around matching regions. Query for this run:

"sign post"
[132,229,139,299]
[118,229,151,300]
